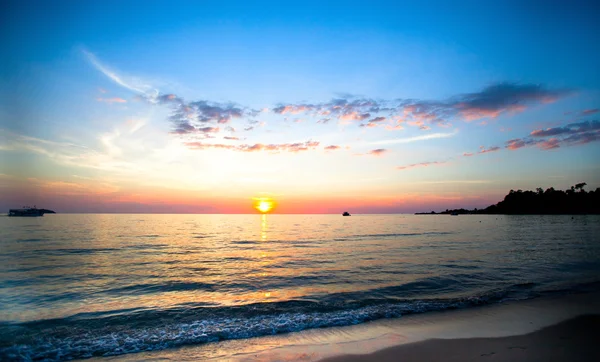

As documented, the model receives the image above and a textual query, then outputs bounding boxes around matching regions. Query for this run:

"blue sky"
[1,0,599,213]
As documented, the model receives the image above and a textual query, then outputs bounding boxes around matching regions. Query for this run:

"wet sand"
[321,315,600,362]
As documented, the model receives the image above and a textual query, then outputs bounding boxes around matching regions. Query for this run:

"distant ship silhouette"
[342,211,351,216]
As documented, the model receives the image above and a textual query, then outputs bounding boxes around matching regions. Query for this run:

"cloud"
[462,145,501,157]
[530,120,600,137]
[478,145,501,154]
[581,109,599,116]
[272,98,385,125]
[396,161,445,171]
[505,138,538,150]
[406,120,432,130]
[359,122,379,128]
[324,145,341,151]
[384,124,404,131]
[184,140,321,153]
[272,104,316,114]
[538,138,560,150]
[83,49,158,98]
[368,116,386,123]
[161,98,246,133]
[368,148,387,156]
[371,130,457,145]
[223,136,240,140]
[96,97,127,104]
[269,83,570,129]
[84,50,249,134]
[452,83,568,120]
[504,119,599,151]
[85,50,573,153]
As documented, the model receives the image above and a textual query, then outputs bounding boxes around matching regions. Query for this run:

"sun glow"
[254,198,275,213]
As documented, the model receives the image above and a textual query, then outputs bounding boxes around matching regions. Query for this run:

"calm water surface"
[1,214,599,360]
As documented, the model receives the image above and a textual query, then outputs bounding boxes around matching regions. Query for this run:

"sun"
[254,198,274,213]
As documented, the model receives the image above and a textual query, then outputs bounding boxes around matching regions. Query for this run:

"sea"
[1,214,599,361]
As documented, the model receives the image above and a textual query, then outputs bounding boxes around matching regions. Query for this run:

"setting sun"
[254,198,274,213]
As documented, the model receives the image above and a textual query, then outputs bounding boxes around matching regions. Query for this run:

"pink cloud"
[184,140,321,153]
[396,161,445,171]
[506,138,538,150]
[368,148,387,156]
[324,145,341,151]
[537,138,560,150]
[340,112,371,121]
[384,124,404,131]
[463,152,474,157]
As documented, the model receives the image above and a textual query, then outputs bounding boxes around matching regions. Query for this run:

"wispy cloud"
[371,130,457,145]
[324,145,341,151]
[396,161,446,171]
[83,49,158,98]
[184,140,321,153]
[96,97,127,104]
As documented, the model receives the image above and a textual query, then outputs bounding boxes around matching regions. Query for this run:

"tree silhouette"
[417,183,599,215]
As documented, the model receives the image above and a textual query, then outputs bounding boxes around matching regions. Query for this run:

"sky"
[1,0,599,213]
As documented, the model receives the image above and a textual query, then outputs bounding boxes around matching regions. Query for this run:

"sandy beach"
[321,315,600,362]
[98,291,600,361]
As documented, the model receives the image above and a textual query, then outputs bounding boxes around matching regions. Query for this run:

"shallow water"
[1,214,599,360]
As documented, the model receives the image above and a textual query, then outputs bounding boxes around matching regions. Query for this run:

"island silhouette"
[417,183,600,215]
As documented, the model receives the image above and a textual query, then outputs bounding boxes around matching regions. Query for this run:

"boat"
[450,212,459,216]
[342,211,351,216]
[8,206,49,217]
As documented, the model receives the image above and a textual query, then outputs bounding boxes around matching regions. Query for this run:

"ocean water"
[1,214,599,361]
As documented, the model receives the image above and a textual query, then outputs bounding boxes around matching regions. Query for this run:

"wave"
[3,281,597,361]
[333,231,453,241]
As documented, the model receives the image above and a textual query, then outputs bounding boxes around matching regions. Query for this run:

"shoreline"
[101,291,600,361]
[321,315,600,362]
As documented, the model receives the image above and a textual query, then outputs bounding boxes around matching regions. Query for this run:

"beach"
[322,315,600,362]
[101,290,600,361]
